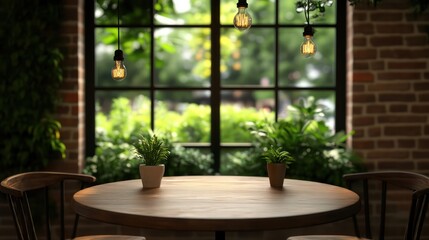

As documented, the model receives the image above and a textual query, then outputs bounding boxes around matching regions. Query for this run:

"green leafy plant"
[85,99,214,183]
[297,0,428,20]
[0,0,66,179]
[349,0,428,13]
[164,139,214,176]
[221,149,266,176]
[84,130,214,183]
[83,140,139,184]
[261,147,294,167]
[133,133,170,166]
[295,0,334,19]
[246,97,363,186]
[87,95,362,185]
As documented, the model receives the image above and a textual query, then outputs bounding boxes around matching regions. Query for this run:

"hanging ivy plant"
[0,0,66,179]
[296,0,334,20]
[296,0,428,19]
[349,0,428,13]
[296,0,429,35]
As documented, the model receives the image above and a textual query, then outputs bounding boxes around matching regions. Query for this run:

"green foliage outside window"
[87,0,361,185]
[85,96,362,186]
[245,97,364,186]
[85,95,270,183]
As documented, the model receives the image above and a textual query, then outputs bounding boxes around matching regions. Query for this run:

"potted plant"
[261,146,294,188]
[246,97,363,186]
[133,133,170,188]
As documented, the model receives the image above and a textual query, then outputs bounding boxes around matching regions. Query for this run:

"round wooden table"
[72,176,360,240]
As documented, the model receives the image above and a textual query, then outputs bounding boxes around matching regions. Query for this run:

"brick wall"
[349,1,429,239]
[49,0,86,173]
[350,0,429,174]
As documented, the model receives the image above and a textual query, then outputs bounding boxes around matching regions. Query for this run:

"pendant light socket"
[303,25,314,37]
[237,0,248,8]
[114,49,124,61]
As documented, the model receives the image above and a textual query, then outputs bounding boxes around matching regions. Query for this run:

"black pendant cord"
[117,0,120,50]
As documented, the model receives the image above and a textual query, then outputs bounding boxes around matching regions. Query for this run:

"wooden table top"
[72,176,360,232]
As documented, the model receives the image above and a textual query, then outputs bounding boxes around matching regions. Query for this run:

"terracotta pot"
[139,164,165,188]
[266,163,286,188]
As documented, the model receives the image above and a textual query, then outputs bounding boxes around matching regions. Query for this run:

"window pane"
[155,0,210,25]
[278,28,335,87]
[155,90,211,143]
[278,91,335,129]
[221,28,275,86]
[221,90,275,142]
[95,28,150,87]
[95,0,151,25]
[220,0,275,25]
[95,92,151,142]
[279,0,337,25]
[155,28,211,87]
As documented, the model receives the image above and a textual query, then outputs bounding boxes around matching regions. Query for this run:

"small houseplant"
[246,97,363,186]
[261,146,294,188]
[133,133,170,188]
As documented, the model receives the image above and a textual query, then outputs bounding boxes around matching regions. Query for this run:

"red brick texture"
[349,0,429,238]
[347,0,429,239]
[350,0,429,174]
[52,0,85,173]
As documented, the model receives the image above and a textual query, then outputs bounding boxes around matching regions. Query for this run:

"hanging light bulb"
[112,50,127,81]
[300,25,317,58]
[300,0,317,58]
[111,0,127,81]
[233,0,252,31]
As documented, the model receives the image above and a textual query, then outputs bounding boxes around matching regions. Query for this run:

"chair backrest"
[0,171,96,240]
[344,171,429,240]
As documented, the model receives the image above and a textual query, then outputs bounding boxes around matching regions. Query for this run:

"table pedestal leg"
[215,231,225,240]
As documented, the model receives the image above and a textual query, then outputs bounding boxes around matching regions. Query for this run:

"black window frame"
[85,0,347,173]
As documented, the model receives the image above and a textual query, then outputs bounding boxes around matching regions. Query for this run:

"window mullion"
[85,0,96,157]
[150,1,155,130]
[211,0,221,173]
[275,0,280,122]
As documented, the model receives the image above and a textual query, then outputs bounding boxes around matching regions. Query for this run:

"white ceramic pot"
[139,164,165,189]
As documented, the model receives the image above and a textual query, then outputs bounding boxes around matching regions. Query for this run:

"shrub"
[245,97,364,186]
[84,130,214,183]
[86,95,361,186]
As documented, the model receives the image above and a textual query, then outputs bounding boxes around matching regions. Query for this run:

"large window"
[85,0,346,173]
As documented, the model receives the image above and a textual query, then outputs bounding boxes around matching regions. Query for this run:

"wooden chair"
[0,171,146,240]
[288,171,429,240]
